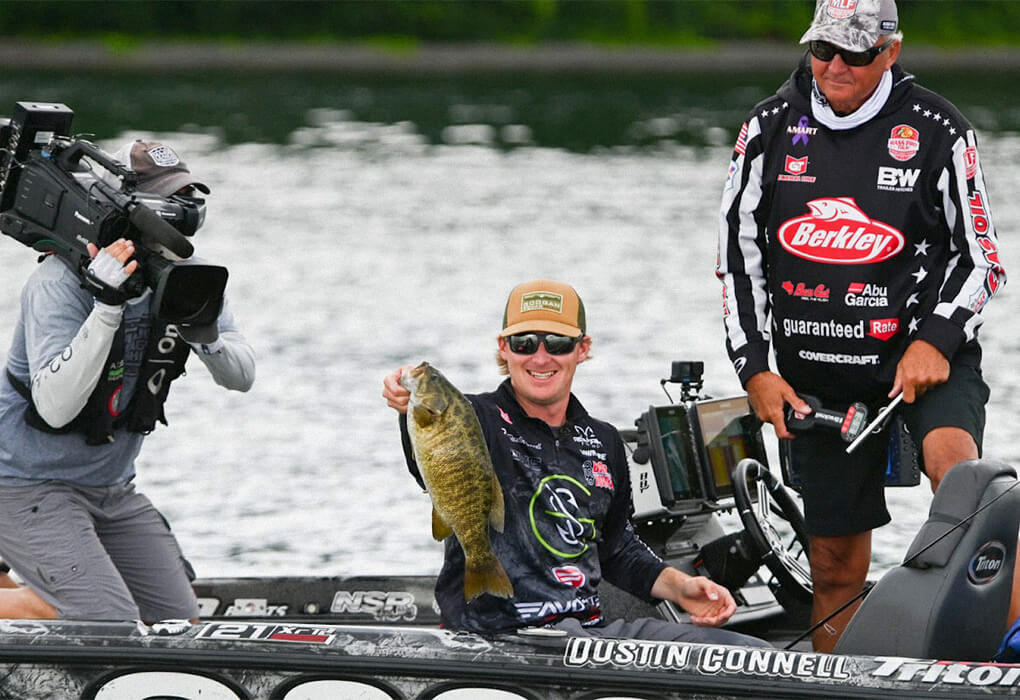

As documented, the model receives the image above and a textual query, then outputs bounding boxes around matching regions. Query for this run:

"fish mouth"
[400,362,429,391]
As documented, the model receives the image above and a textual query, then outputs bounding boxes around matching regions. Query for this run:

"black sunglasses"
[507,332,583,355]
[808,39,894,67]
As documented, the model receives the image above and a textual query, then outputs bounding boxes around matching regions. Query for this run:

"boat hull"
[0,617,1018,699]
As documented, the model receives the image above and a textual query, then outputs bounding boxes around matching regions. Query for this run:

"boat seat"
[835,459,1020,661]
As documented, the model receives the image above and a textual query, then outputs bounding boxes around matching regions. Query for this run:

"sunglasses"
[808,40,894,67]
[507,332,583,355]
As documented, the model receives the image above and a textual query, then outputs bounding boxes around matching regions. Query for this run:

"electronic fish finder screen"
[649,405,706,503]
[692,396,766,501]
[646,396,766,508]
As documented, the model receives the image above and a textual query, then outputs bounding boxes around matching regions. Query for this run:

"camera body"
[0,101,226,325]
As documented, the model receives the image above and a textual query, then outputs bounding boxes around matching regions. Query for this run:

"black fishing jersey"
[401,379,666,634]
[717,58,1005,403]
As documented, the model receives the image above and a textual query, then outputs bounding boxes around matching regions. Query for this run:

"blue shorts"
[0,481,198,621]
[790,364,989,537]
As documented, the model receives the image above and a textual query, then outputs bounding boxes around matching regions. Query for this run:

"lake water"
[0,68,1016,582]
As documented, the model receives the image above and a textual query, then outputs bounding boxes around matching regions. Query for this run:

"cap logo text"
[826,0,858,20]
[521,291,564,315]
[146,145,181,167]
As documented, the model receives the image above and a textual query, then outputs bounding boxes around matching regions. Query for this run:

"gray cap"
[800,0,899,52]
[115,140,210,197]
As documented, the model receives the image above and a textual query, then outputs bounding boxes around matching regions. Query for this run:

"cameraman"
[0,140,255,622]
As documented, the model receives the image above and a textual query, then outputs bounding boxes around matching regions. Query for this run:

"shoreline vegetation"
[2,0,1019,75]
[6,38,1020,75]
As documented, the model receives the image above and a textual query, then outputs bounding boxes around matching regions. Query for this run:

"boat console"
[620,361,791,628]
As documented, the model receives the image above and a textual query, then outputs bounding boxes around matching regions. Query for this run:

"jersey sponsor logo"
[778,155,816,183]
[778,197,905,264]
[785,155,807,174]
[788,116,817,145]
[845,282,888,307]
[968,190,1004,298]
[781,281,830,302]
[964,147,979,180]
[501,427,542,450]
[552,566,586,588]
[511,448,543,470]
[877,166,921,192]
[867,318,899,341]
[573,425,603,449]
[798,349,879,365]
[515,594,600,622]
[583,460,615,490]
[529,475,597,558]
[782,318,864,339]
[825,0,858,19]
[888,124,920,161]
[498,406,513,425]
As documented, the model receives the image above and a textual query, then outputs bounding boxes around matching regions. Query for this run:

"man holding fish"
[383,279,767,646]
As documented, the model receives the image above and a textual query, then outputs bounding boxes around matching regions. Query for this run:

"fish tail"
[464,553,514,601]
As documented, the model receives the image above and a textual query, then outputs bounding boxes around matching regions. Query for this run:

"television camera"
[0,101,226,325]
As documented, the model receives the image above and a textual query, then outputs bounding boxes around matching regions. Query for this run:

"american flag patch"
[735,122,748,155]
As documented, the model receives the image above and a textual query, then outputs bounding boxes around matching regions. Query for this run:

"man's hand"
[84,239,138,306]
[651,567,736,626]
[891,339,950,403]
[382,366,415,414]
[745,371,810,439]
[178,322,219,345]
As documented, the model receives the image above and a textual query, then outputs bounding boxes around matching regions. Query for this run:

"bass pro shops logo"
[778,198,904,265]
[888,124,920,162]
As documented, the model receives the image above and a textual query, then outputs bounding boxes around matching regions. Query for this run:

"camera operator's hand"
[83,240,139,307]
[177,321,219,346]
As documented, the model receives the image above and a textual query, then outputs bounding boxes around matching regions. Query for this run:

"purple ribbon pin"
[792,116,810,145]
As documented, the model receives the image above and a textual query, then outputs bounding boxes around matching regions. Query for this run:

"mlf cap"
[800,0,899,53]
[500,280,586,338]
[115,140,210,197]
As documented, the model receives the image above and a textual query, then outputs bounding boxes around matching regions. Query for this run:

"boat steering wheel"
[732,458,813,603]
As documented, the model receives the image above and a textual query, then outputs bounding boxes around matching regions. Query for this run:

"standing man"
[0,140,255,621]
[384,280,767,646]
[717,0,1005,651]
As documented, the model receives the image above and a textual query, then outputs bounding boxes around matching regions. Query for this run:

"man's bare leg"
[808,531,872,652]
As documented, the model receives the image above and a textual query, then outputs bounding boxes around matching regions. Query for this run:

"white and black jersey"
[717,58,1005,403]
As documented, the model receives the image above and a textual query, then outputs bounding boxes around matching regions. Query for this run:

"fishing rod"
[782,475,1020,650]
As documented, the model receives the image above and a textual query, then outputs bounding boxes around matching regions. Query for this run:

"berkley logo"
[888,124,920,162]
[777,198,905,264]
[553,566,586,588]
[867,318,899,341]
[826,0,858,20]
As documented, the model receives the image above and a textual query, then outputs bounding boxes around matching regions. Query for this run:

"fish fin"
[464,554,514,601]
[488,475,505,534]
[431,507,454,541]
